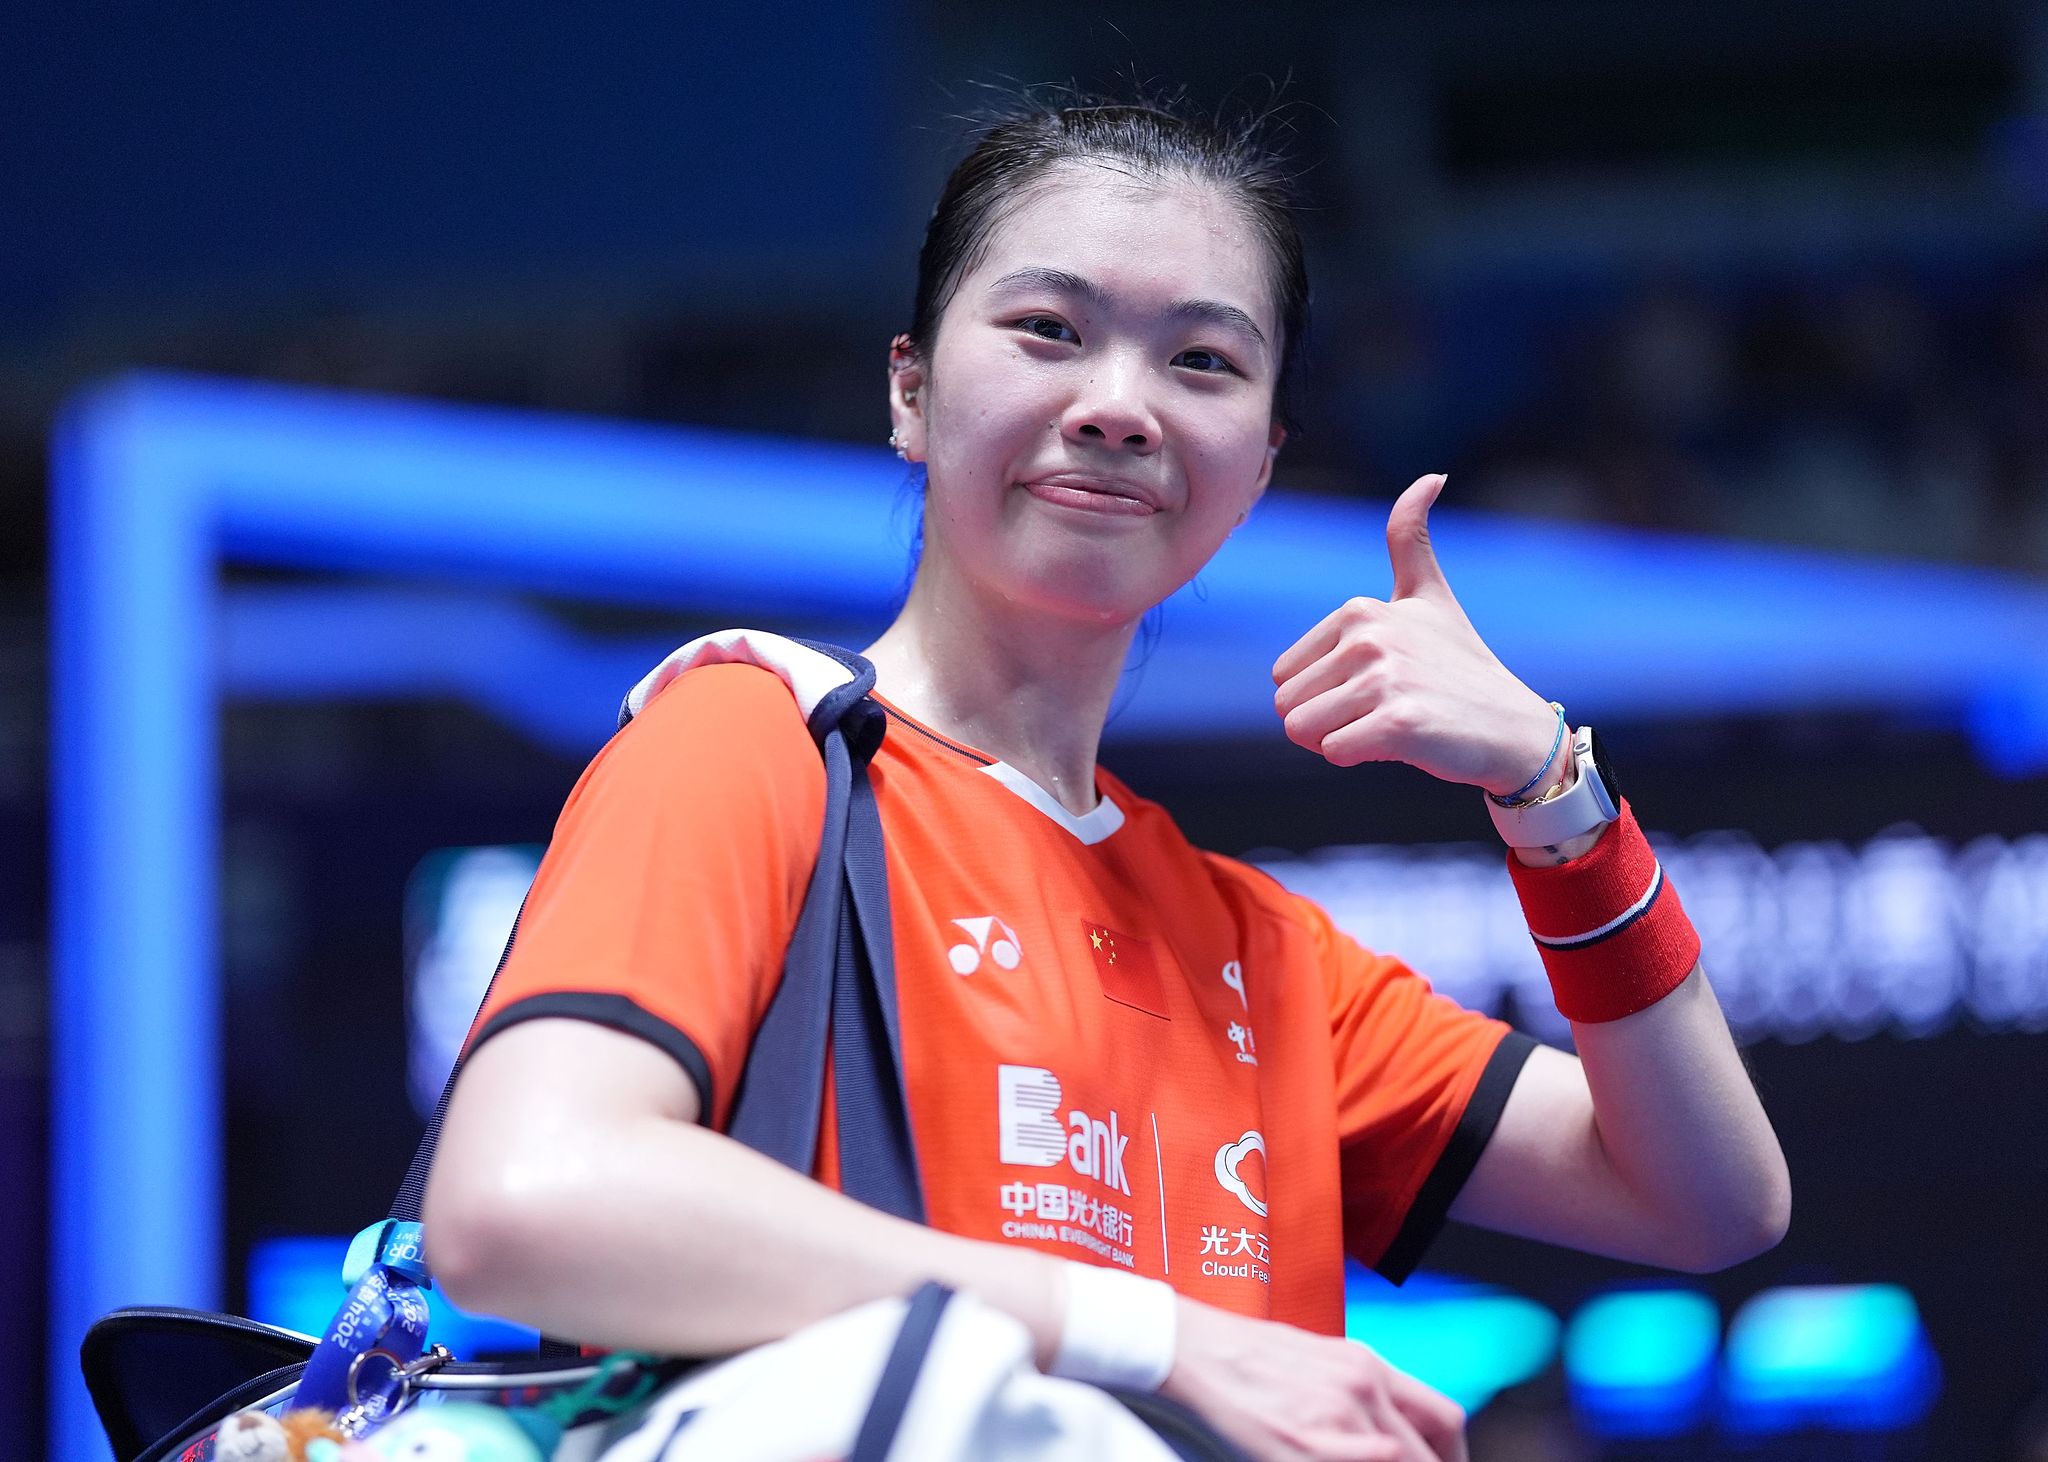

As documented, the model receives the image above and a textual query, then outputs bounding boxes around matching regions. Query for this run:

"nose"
[1060,357,1160,453]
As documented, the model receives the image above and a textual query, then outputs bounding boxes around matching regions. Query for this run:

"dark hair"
[906,94,1311,425]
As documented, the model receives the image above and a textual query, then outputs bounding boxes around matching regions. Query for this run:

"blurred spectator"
[1464,258,2048,572]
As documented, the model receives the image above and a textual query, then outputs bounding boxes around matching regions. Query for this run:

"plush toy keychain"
[223,1348,654,1460]
[215,1408,347,1461]
[214,1410,289,1461]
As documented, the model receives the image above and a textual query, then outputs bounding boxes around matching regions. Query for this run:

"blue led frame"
[50,372,2048,1459]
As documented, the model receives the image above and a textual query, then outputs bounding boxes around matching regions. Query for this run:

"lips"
[1021,473,1164,516]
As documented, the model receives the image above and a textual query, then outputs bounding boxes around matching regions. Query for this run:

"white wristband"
[1486,723,1620,849]
[1048,1261,1178,1393]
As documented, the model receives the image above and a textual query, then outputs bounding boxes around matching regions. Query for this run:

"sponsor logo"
[1198,1224,1271,1283]
[1214,1130,1268,1218]
[996,1065,1066,1167]
[998,1180,1137,1267]
[997,1064,1132,1196]
[949,916,1021,974]
[1217,962,1259,1063]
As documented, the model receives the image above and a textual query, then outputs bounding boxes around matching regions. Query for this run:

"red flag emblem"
[1082,918,1167,1018]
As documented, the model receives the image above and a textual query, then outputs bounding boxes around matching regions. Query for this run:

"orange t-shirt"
[470,660,1532,1336]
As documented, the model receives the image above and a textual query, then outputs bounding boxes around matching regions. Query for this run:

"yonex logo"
[949,916,1021,975]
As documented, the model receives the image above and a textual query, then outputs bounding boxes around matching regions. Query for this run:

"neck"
[862,558,1139,816]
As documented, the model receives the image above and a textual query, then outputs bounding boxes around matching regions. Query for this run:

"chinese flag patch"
[1082,918,1168,1019]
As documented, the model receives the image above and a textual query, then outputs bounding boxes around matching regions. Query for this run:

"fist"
[1271,474,1563,796]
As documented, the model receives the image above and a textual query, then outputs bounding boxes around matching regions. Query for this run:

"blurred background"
[10,2,2048,1458]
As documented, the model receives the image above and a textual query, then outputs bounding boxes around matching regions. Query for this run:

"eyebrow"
[985,266,1270,352]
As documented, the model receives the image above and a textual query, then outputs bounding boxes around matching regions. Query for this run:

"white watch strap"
[1487,724,1619,848]
[1048,1262,1178,1392]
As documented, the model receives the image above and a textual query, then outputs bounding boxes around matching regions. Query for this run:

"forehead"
[964,163,1276,330]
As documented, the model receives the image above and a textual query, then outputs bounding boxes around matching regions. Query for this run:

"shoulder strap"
[728,639,921,1218]
[388,894,529,1227]
[387,635,922,1229]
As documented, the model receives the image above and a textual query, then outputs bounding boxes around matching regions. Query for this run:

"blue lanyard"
[297,1225,434,1422]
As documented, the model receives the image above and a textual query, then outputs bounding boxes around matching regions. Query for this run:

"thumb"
[1386,472,1451,601]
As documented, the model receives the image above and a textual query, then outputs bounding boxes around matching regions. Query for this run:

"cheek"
[1183,421,1272,519]
[928,376,1053,480]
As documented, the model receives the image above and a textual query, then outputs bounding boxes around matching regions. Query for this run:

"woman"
[424,99,1790,1461]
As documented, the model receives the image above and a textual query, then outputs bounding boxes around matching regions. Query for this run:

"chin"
[1002,552,1178,628]
[944,511,1207,628]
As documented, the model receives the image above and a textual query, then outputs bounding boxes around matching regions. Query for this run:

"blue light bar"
[51,371,2039,1459]
[1565,1288,1720,1438]
[1342,1266,1559,1413]
[1722,1284,1940,1433]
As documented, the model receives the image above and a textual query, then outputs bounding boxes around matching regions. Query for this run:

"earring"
[889,429,908,462]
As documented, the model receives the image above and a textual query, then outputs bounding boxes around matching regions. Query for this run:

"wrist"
[1509,767,1598,868]
[955,1238,1068,1372]
[1506,799,1701,1023]
[1047,1261,1178,1392]
[1157,1296,1210,1407]
[1484,699,1568,801]
[1020,1252,1068,1372]
[1488,723,1620,850]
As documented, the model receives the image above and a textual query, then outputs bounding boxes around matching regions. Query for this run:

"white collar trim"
[978,760,1125,846]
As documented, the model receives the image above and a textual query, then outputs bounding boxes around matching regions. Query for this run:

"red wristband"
[1505,800,1701,1024]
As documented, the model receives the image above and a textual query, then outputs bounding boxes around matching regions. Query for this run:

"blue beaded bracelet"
[1490,702,1568,808]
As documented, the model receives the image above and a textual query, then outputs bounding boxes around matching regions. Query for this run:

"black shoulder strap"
[388,892,529,1227]
[728,640,922,1219]
[388,638,922,1233]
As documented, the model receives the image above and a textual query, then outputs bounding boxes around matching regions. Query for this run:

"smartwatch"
[1486,724,1622,848]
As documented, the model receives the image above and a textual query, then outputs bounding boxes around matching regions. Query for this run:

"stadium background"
[7,3,2048,1457]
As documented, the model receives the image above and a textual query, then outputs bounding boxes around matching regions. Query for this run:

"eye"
[1013,315,1078,343]
[1173,346,1240,376]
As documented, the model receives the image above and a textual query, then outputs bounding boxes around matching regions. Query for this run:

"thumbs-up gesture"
[1271,474,1566,796]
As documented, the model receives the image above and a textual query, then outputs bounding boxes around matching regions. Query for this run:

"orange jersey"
[471,654,1531,1336]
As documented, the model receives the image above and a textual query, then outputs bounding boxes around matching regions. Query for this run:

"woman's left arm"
[1451,962,1789,1271]
[1272,472,1789,1272]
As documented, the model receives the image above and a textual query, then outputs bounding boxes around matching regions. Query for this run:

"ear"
[887,333,927,462]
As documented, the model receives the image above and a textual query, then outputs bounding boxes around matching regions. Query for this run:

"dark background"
[9,3,2048,1457]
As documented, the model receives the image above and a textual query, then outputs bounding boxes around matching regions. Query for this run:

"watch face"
[1585,725,1622,812]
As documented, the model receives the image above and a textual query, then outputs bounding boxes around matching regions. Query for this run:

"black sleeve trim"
[471,992,715,1122]
[1373,1030,1539,1283]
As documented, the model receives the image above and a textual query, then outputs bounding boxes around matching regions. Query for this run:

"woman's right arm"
[424,1018,1467,1462]
[423,1016,1065,1360]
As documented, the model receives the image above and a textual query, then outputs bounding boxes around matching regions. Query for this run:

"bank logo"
[1214,1130,1268,1218]
[996,1064,1132,1195]
[949,916,1022,975]
[996,1065,1066,1166]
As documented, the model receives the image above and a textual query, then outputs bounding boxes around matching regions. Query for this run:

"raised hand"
[1270,473,1564,797]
